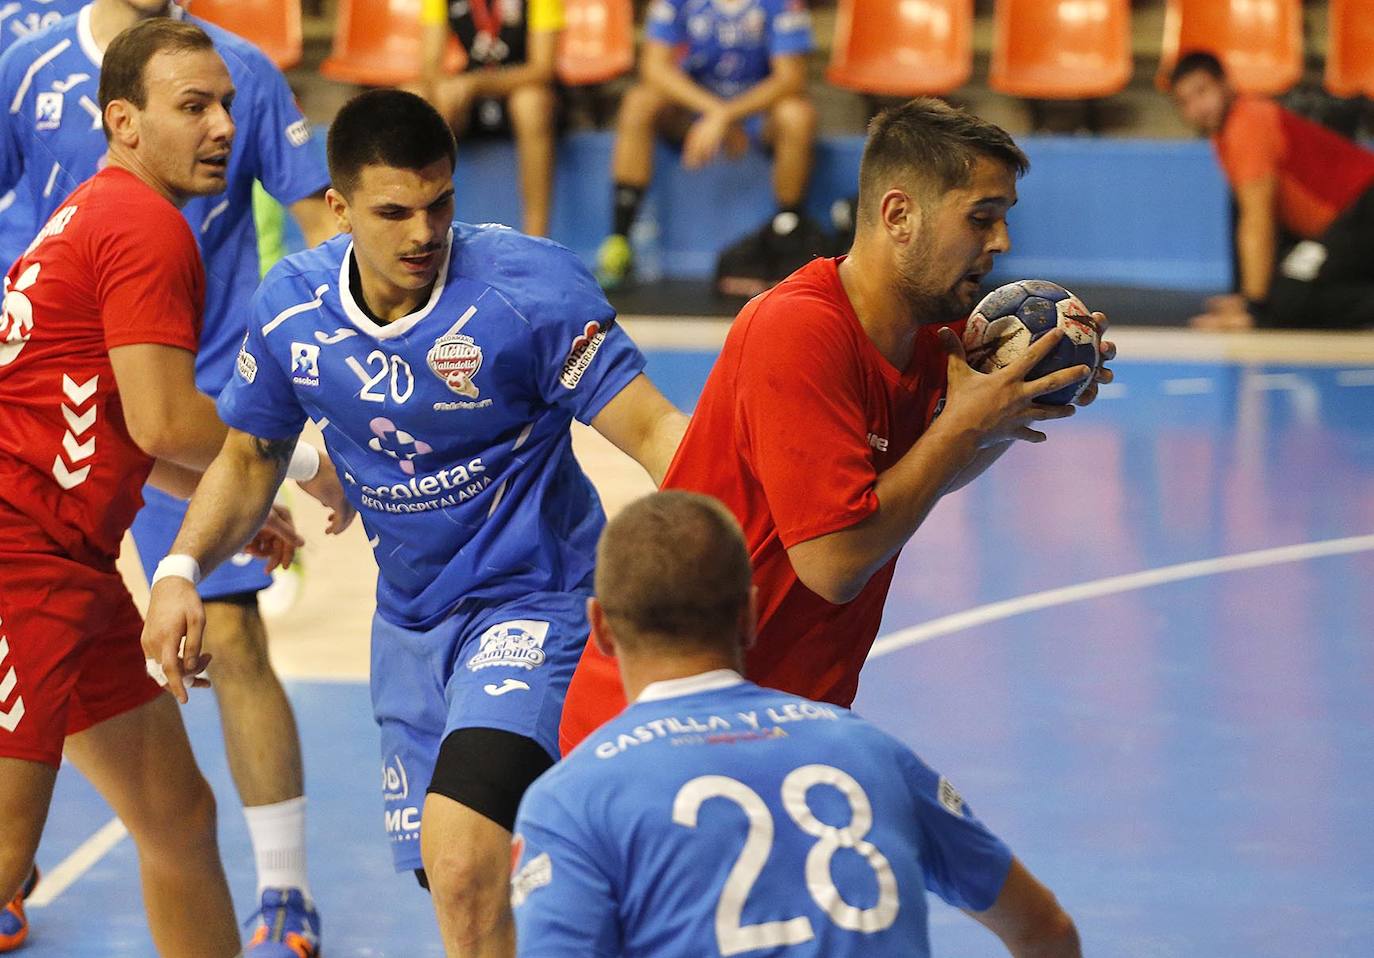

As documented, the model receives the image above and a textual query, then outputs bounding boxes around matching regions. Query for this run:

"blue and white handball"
[963,280,1101,404]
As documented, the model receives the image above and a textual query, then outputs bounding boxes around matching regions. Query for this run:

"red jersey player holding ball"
[0,20,344,956]
[561,98,1116,749]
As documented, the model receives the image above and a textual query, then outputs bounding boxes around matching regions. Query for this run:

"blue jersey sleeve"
[512,783,621,958]
[502,237,645,423]
[899,749,1013,912]
[0,41,29,195]
[216,278,310,440]
[644,0,686,46]
[768,0,815,56]
[221,37,327,207]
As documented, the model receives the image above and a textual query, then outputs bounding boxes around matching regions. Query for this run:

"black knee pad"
[426,727,554,833]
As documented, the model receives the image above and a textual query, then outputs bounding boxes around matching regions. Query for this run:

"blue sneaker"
[0,866,39,953]
[245,888,320,958]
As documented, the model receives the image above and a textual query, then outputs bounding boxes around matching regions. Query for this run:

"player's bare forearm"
[1236,209,1275,301]
[590,374,689,486]
[1234,176,1277,301]
[147,459,203,500]
[945,440,1013,494]
[642,42,724,116]
[168,428,294,575]
[719,56,808,123]
[788,419,979,604]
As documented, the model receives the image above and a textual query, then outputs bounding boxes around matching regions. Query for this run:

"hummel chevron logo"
[53,373,97,490]
[0,634,25,734]
[62,430,94,461]
[62,403,95,433]
[62,373,97,404]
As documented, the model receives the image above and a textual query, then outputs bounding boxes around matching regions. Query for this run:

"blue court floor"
[27,342,1374,956]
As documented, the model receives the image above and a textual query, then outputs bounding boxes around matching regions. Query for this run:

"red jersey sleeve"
[91,185,203,354]
[735,293,879,548]
[1217,96,1283,188]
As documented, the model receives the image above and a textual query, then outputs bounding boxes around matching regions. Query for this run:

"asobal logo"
[382,754,409,802]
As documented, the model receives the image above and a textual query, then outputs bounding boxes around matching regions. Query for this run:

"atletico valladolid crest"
[427,332,482,398]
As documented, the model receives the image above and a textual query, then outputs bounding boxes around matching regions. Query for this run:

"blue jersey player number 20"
[140,90,689,955]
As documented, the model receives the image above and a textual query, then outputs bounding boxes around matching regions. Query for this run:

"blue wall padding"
[327,131,1232,293]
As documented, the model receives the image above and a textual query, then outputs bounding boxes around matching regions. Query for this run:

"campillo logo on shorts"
[467,620,550,672]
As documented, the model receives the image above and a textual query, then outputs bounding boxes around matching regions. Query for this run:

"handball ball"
[962,280,1101,405]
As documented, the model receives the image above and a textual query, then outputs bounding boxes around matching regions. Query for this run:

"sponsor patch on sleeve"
[558,320,610,390]
[236,340,258,384]
[937,776,965,817]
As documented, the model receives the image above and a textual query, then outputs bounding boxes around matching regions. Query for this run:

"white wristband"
[286,441,321,482]
[151,554,201,587]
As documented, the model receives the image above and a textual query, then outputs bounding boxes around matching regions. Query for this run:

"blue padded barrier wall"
[445,132,1231,293]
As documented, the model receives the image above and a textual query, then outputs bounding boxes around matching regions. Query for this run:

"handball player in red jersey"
[0,20,347,956]
[561,98,1117,752]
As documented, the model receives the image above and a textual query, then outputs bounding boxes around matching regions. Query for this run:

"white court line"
[27,818,128,908]
[69,533,1371,910]
[1162,377,1214,395]
[869,533,1374,661]
[1337,369,1374,387]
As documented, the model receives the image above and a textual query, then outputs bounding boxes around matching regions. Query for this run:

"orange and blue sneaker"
[0,866,39,952]
[245,888,320,958]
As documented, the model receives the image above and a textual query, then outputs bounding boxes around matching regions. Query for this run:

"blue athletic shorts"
[372,590,586,871]
[130,485,273,600]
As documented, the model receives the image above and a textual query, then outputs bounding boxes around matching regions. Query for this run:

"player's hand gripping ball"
[963,280,1102,404]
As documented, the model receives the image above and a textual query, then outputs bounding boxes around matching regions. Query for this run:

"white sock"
[242,796,312,904]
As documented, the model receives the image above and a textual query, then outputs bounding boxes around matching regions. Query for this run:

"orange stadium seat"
[826,0,973,97]
[558,0,634,87]
[322,0,466,87]
[190,0,303,70]
[1156,0,1303,95]
[989,0,1131,99]
[1325,0,1374,98]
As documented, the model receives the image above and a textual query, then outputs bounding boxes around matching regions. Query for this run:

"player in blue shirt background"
[141,89,689,957]
[595,0,825,294]
[513,491,1082,958]
[0,2,339,954]
[0,0,83,52]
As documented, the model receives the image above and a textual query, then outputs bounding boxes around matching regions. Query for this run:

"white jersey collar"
[79,3,186,66]
[338,229,454,341]
[636,669,745,704]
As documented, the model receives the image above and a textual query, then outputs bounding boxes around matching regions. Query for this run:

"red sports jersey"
[0,166,203,567]
[1215,96,1374,239]
[561,257,959,751]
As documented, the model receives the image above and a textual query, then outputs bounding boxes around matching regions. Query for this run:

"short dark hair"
[858,98,1028,223]
[98,18,214,140]
[327,89,456,195]
[1169,50,1226,89]
[595,491,752,652]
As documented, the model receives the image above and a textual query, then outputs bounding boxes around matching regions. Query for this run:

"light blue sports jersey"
[513,672,1014,958]
[0,3,327,394]
[645,0,813,99]
[0,0,81,54]
[217,223,647,630]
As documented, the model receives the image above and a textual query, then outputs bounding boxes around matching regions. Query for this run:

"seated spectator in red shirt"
[1170,51,1374,331]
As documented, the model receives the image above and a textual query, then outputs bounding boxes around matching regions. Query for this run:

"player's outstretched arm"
[966,857,1081,958]
[141,428,305,703]
[589,374,689,486]
[788,330,1087,604]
